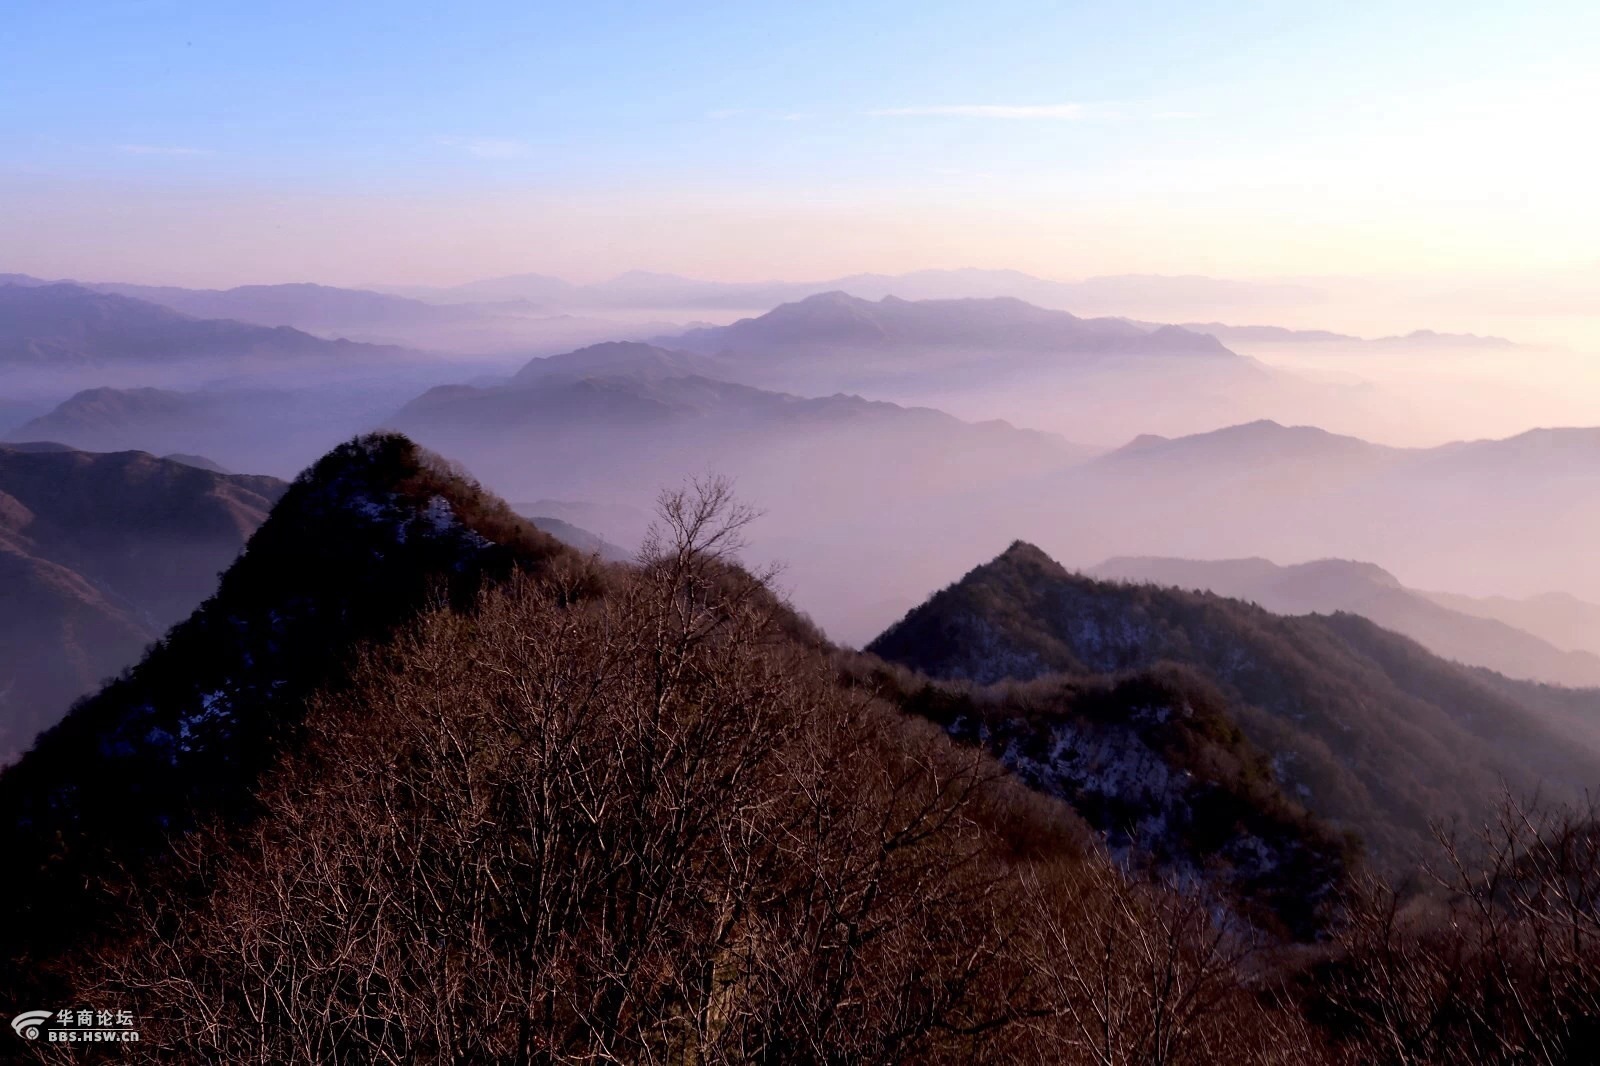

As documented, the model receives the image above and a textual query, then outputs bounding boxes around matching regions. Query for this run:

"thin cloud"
[868,104,1089,119]
[118,144,213,156]
[438,136,531,159]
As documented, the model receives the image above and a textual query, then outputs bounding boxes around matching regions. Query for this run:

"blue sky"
[3,1,1597,285]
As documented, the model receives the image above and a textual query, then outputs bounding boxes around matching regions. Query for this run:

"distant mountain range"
[384,339,1091,504]
[7,268,1507,358]
[0,274,682,355]
[2,383,417,476]
[867,541,1600,870]
[672,291,1235,358]
[1177,322,1516,348]
[654,291,1268,415]
[1090,555,1600,687]
[382,267,1323,314]
[0,444,285,758]
[0,282,413,367]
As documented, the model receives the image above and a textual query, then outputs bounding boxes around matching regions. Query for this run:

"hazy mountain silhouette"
[1180,322,1517,348]
[0,282,413,366]
[867,541,1600,868]
[1091,555,1600,687]
[991,418,1600,607]
[509,340,733,385]
[9,386,219,448]
[0,444,286,758]
[673,292,1235,358]
[653,291,1292,437]
[1095,419,1404,474]
[4,272,700,354]
[519,512,632,562]
[387,267,1322,315]
[385,340,1088,508]
[1424,588,1600,661]
[88,279,503,332]
[5,379,480,479]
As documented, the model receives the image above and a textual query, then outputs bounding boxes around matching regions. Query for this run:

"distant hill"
[0,444,286,758]
[1096,419,1403,473]
[0,282,413,366]
[8,386,218,447]
[867,541,1600,869]
[1091,555,1600,687]
[673,292,1236,359]
[509,340,733,386]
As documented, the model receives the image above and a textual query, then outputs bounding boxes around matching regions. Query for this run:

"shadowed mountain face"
[867,542,1600,869]
[0,283,412,366]
[0,444,286,758]
[1090,555,1600,687]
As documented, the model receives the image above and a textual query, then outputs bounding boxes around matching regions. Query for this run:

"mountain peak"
[996,539,1060,570]
[0,432,578,841]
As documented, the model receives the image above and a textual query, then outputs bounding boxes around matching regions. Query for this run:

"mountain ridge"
[866,540,1600,868]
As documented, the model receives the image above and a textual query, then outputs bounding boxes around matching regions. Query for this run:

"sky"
[3,0,1599,292]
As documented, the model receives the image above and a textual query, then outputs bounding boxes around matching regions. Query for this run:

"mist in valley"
[7,270,1599,654]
